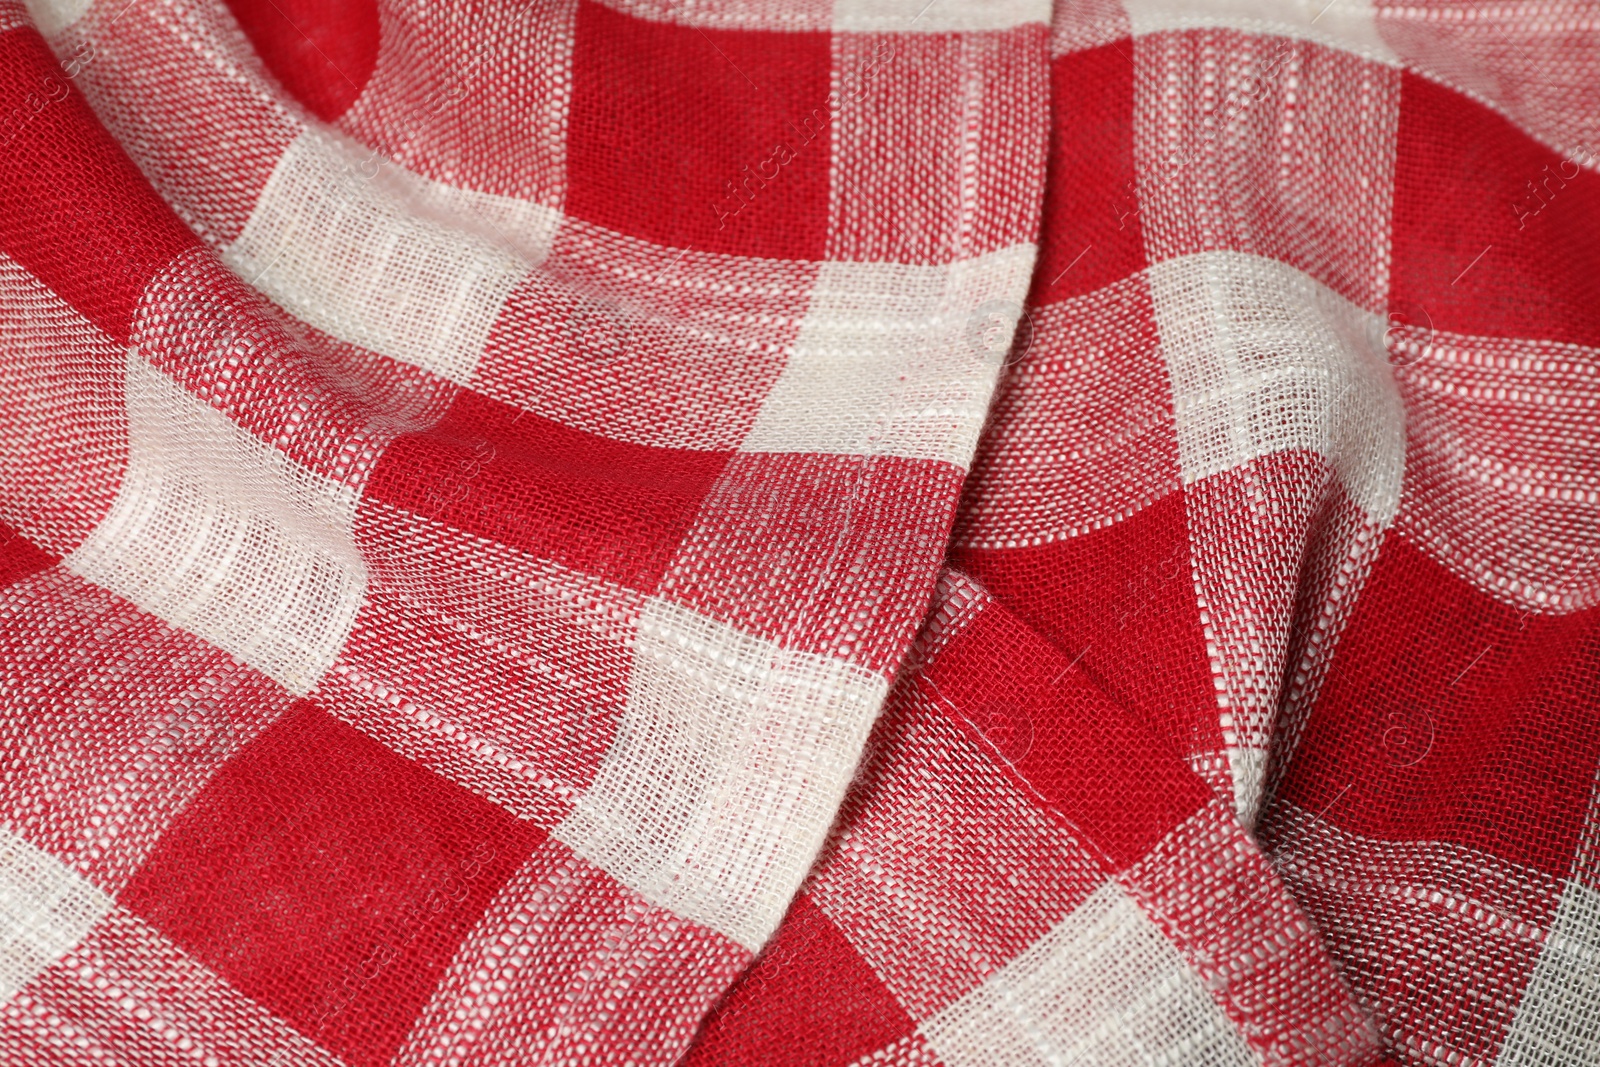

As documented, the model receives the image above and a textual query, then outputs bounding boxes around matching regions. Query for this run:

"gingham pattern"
[0,0,1594,1063]
[688,1,1598,1065]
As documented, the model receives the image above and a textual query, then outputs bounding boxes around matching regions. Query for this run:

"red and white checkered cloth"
[0,0,1594,1063]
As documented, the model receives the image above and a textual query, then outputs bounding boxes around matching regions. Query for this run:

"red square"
[1391,72,1600,348]
[1032,40,1144,304]
[925,594,1211,871]
[1278,533,1600,879]
[681,895,912,1067]
[0,522,53,587]
[221,0,378,122]
[566,0,831,259]
[952,490,1222,778]
[0,30,197,344]
[121,701,545,1067]
[363,388,732,594]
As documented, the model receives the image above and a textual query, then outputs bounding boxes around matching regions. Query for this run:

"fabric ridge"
[0,0,1594,1064]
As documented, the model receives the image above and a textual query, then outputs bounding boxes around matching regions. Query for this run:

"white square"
[22,0,93,37]
[586,0,831,31]
[1395,328,1600,615]
[1497,880,1600,1066]
[554,598,887,952]
[1148,251,1405,526]
[222,128,533,386]
[65,354,367,696]
[832,0,1048,33]
[0,826,112,1005]
[1121,0,1397,65]
[920,881,1261,1067]
[1051,0,1132,57]
[740,246,1036,469]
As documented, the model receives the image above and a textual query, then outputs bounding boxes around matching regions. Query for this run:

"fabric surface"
[0,0,1594,1063]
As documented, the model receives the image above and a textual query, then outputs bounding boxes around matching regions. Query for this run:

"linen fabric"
[0,0,1594,1064]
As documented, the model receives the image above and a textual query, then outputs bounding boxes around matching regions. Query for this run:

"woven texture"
[0,0,1595,1063]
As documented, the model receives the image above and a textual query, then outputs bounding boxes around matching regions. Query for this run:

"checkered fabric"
[0,0,1593,1063]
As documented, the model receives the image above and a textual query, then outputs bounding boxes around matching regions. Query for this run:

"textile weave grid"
[0,0,1594,1064]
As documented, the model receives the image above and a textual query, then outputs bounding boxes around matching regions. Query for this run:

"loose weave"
[0,0,1595,1064]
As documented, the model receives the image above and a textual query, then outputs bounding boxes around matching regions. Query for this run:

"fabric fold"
[0,0,1595,1063]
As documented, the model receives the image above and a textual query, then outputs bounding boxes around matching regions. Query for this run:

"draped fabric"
[0,0,1595,1063]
